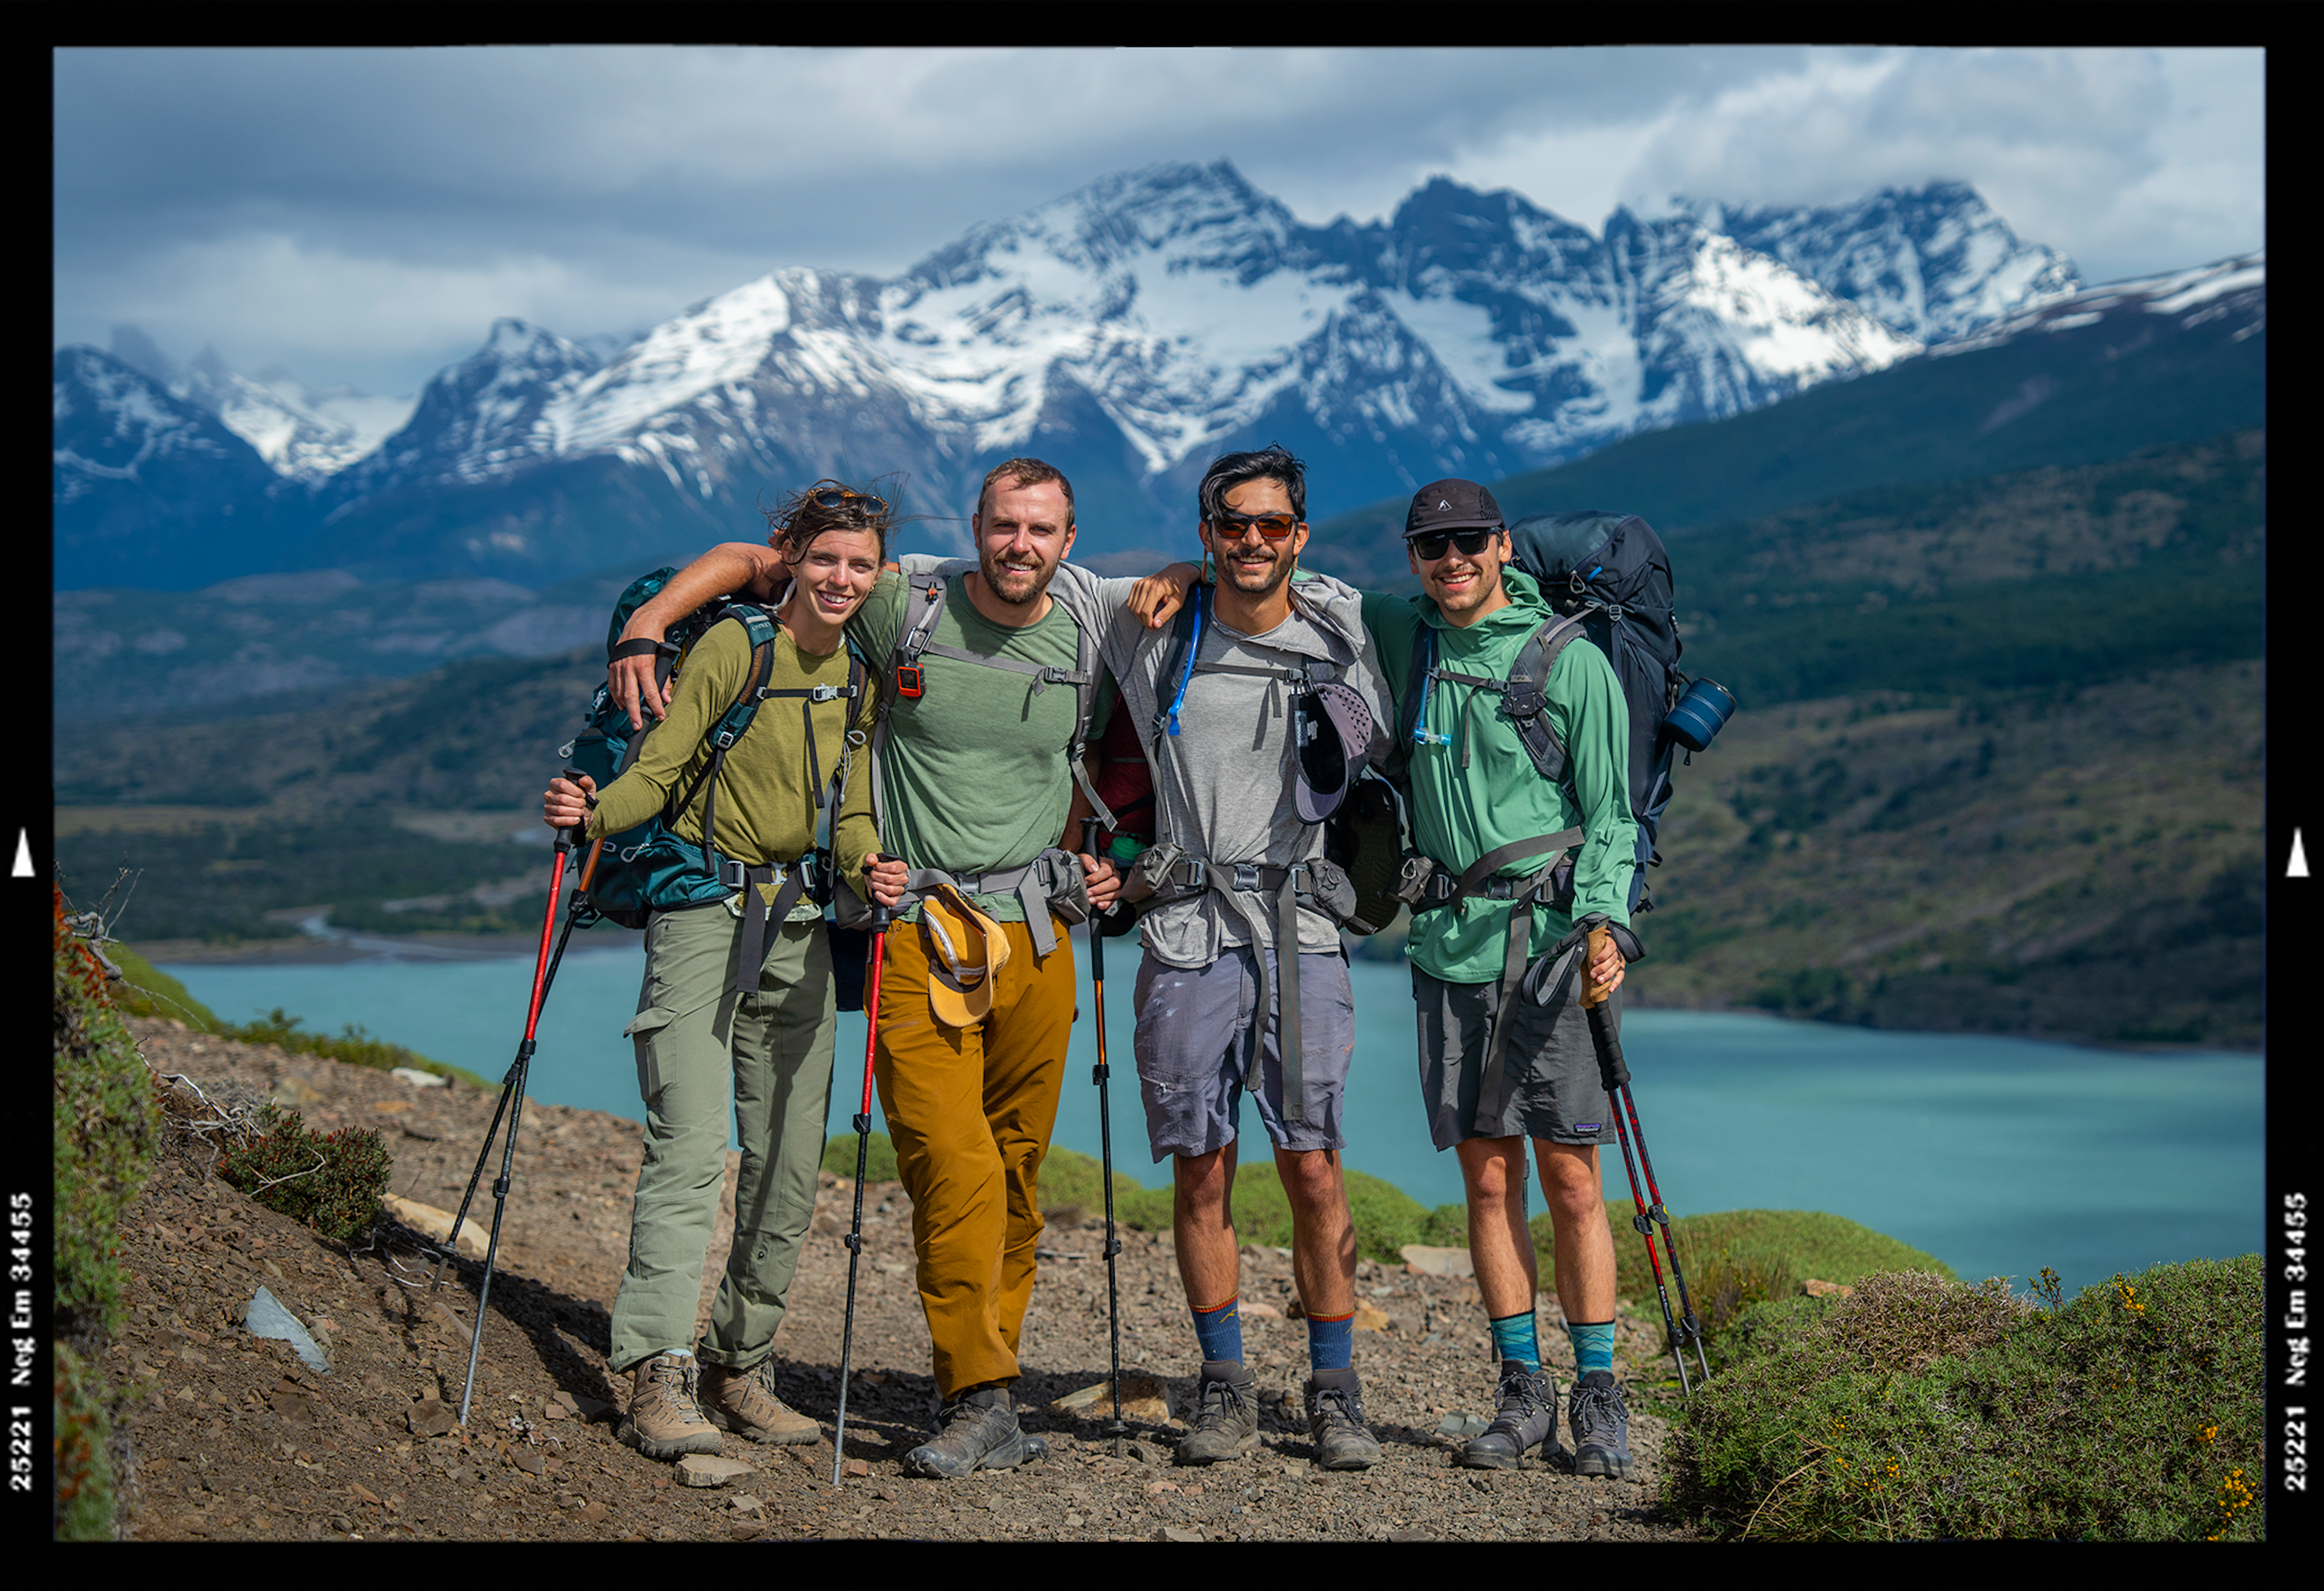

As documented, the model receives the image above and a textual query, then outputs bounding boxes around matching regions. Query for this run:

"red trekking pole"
[832,865,896,1484]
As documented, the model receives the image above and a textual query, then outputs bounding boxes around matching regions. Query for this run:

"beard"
[1214,540,1293,599]
[979,544,1056,607]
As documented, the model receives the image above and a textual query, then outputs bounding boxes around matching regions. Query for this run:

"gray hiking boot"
[1175,1360,1261,1465]
[1302,1367,1382,1471]
[698,1362,821,1446]
[1459,1363,1563,1470]
[902,1386,1050,1479]
[1567,1368,1635,1480]
[621,1352,725,1460]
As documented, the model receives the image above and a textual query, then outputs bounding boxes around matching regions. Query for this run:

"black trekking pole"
[1580,925,1709,1395]
[1083,819,1130,1458]
[832,873,894,1486]
[428,797,605,1301]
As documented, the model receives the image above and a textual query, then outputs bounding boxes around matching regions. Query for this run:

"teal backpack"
[560,567,867,932]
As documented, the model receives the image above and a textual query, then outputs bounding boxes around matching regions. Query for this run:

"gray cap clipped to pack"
[1294,680,1375,824]
[1404,478,1505,538]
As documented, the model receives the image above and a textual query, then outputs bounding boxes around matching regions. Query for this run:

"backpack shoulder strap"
[1497,612,1589,790]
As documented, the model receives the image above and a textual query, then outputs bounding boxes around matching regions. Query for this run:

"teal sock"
[1569,1319,1617,1377]
[1488,1311,1540,1371]
[1191,1296,1243,1365]
[1307,1311,1354,1372]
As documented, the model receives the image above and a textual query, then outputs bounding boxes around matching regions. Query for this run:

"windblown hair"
[977,458,1076,525]
[761,477,898,560]
[1198,443,1307,525]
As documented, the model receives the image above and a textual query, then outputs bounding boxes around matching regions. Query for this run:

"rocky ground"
[107,1017,1707,1544]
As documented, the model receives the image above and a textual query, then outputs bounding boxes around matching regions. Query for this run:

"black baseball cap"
[1404,478,1504,538]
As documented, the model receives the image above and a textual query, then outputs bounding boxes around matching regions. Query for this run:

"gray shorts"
[1412,963,1622,1152]
[1132,946,1355,1161]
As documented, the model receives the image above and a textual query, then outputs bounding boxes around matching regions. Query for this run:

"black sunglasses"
[1408,528,1498,562]
[1208,508,1301,541]
[806,484,887,513]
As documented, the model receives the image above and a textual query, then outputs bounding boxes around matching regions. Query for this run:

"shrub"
[53,1344,117,1542]
[53,886,159,1347]
[217,1106,392,1244]
[1661,1255,2264,1541]
[223,1006,482,1088]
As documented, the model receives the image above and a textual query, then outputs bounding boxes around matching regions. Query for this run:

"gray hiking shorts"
[1132,946,1355,1161]
[1412,963,1622,1152]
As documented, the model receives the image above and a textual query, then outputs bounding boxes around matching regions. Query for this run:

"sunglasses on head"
[806,484,887,513]
[1408,528,1498,562]
[1208,508,1300,541]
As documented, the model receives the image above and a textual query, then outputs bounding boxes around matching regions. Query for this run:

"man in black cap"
[1082,444,1397,1471]
[1354,477,1641,1480]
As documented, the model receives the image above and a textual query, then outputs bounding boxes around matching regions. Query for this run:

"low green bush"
[821,1130,901,1185]
[101,943,222,1028]
[1662,1255,2264,1541]
[217,1106,393,1244]
[221,1006,484,1088]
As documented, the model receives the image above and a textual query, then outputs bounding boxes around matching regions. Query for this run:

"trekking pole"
[1580,925,1704,1396]
[1614,1072,1712,1388]
[1083,819,1130,1458]
[448,806,593,1425]
[429,798,605,1299]
[832,870,894,1485]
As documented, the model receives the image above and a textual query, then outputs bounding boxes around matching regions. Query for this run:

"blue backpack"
[560,567,867,933]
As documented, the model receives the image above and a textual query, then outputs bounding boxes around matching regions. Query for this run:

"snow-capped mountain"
[61,162,2098,588]
[107,327,413,482]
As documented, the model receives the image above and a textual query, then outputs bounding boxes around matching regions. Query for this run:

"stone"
[1161,1526,1204,1542]
[1353,1302,1392,1333]
[1400,1244,1476,1278]
[841,1459,870,1478]
[390,1067,448,1088]
[579,1502,610,1524]
[1048,1373,1173,1423]
[407,1399,458,1438]
[1241,1301,1282,1320]
[1803,1278,1856,1298]
[508,1447,547,1476]
[381,1195,490,1260]
[675,1454,756,1488]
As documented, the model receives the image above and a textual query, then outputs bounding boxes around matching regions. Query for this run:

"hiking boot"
[1459,1363,1563,1470]
[1302,1367,1382,1471]
[621,1353,724,1460]
[698,1362,821,1446]
[1175,1360,1261,1466]
[1567,1368,1635,1480]
[901,1386,1049,1479]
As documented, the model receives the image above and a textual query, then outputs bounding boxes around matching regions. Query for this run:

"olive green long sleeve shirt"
[587,614,881,901]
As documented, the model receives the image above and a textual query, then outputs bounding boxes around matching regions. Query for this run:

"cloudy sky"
[54,45,2264,400]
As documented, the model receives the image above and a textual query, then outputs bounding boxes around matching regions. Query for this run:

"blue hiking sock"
[1569,1319,1617,1377]
[1488,1310,1541,1371]
[1307,1310,1354,1373]
[1191,1296,1243,1365]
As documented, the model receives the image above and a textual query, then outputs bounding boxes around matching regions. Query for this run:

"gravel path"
[110,1017,1708,1543]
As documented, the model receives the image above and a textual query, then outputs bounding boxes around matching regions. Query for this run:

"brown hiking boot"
[698,1363,821,1446]
[621,1353,724,1460]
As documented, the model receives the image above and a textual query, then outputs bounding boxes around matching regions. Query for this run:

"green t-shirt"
[588,614,882,904]
[1361,568,1636,983]
[848,571,1116,922]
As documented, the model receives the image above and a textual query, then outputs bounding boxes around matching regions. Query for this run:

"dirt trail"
[111,1017,1705,1543]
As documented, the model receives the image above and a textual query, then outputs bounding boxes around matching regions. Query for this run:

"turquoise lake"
[160,933,2263,1299]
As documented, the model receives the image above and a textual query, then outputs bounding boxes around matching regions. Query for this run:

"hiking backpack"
[559,566,868,933]
[1393,510,1736,917]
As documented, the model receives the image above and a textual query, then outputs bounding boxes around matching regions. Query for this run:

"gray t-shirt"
[1100,570,1392,968]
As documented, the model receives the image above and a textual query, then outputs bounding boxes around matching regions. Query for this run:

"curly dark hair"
[760,477,898,560]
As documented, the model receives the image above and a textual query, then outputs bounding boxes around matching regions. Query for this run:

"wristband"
[610,637,661,661]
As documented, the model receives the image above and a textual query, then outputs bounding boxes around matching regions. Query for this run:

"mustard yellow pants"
[872,915,1075,1400]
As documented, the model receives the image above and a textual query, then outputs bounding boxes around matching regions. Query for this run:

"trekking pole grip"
[1581,927,1630,1092]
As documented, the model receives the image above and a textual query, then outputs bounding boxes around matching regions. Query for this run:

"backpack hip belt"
[719,854,823,999]
[898,848,1090,957]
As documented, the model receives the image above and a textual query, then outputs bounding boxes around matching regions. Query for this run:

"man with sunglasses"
[1088,444,1395,1471]
[1359,478,1640,1482]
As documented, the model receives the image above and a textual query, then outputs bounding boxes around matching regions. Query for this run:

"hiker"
[1089,445,1395,1470]
[609,459,1155,1478]
[540,482,908,1461]
[1129,477,1641,1478]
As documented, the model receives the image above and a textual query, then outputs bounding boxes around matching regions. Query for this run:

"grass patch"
[1662,1256,2264,1541]
[215,1006,488,1090]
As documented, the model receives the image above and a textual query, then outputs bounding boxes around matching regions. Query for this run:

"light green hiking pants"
[608,899,836,1374]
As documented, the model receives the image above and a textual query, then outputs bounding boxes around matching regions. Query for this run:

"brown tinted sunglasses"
[1209,509,1301,541]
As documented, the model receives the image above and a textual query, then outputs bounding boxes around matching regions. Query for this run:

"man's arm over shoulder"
[609,542,787,730]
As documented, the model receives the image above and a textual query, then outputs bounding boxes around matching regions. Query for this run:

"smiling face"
[973,475,1077,606]
[1199,477,1308,600]
[1409,525,1513,626]
[789,526,882,625]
